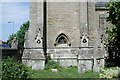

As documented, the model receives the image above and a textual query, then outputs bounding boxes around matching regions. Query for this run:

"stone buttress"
[22,1,45,69]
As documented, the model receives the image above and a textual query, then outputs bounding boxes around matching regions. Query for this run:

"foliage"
[106,0,120,66]
[29,59,99,78]
[6,21,29,48]
[2,57,29,78]
[44,59,62,70]
[28,67,99,78]
[106,25,117,44]
[68,65,77,69]
[2,41,7,44]
[119,68,120,78]
[16,21,29,48]
[107,0,120,26]
[100,67,118,78]
[106,0,120,43]
[6,34,16,47]
[105,60,116,67]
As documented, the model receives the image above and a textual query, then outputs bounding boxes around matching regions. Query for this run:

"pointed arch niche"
[54,33,71,47]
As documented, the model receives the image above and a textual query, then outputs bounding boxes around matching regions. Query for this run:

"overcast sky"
[1,0,110,41]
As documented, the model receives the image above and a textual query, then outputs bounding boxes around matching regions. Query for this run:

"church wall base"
[48,49,78,67]
[22,49,45,70]
[22,48,104,72]
[78,59,93,73]
[47,48,105,73]
[93,58,105,72]
[53,59,78,67]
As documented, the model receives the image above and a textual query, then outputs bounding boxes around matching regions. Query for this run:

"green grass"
[28,67,99,78]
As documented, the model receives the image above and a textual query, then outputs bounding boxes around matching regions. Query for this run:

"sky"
[1,0,110,42]
[1,1,29,41]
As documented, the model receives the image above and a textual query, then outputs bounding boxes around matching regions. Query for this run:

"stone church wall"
[47,2,80,48]
[22,2,45,69]
[22,1,108,72]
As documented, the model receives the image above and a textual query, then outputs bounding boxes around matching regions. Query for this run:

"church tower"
[22,0,105,72]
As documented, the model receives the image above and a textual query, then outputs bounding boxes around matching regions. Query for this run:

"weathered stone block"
[78,60,93,73]
[59,59,77,67]
[31,59,45,69]
[22,49,45,69]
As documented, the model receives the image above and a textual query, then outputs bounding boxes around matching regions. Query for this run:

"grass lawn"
[28,67,99,78]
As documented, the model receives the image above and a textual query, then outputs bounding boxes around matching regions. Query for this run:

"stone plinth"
[22,49,45,69]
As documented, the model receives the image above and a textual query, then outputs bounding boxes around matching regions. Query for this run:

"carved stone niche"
[80,33,89,48]
[35,28,42,44]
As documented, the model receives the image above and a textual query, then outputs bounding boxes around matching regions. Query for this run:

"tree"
[7,21,29,48]
[106,0,120,66]
[6,34,16,47]
[16,21,29,48]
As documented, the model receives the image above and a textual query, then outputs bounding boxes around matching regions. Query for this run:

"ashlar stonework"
[22,0,109,72]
